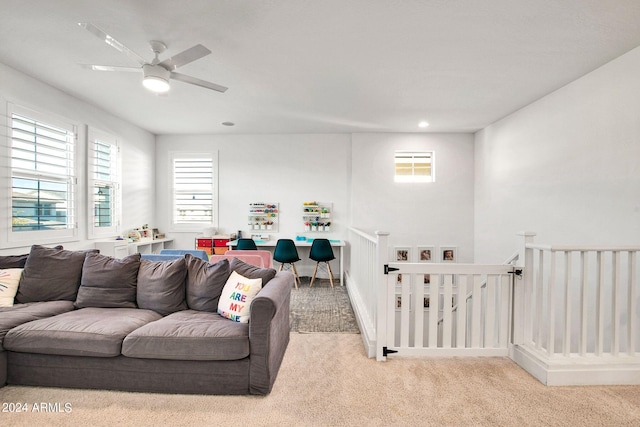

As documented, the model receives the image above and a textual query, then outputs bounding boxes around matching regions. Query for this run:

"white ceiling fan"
[78,22,228,94]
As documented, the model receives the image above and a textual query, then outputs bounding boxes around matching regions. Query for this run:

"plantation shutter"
[10,109,76,233]
[173,157,214,224]
[87,129,120,237]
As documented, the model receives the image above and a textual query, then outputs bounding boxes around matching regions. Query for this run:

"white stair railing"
[521,243,639,358]
[345,228,388,358]
[346,229,640,385]
[511,232,640,385]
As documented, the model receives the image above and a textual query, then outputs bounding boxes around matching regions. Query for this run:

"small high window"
[394,151,434,183]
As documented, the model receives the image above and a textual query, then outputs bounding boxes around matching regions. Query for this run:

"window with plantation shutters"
[8,104,77,243]
[394,151,434,183]
[87,128,120,239]
[172,154,215,228]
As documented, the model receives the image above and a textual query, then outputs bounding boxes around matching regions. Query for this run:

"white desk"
[228,238,346,284]
[95,238,174,258]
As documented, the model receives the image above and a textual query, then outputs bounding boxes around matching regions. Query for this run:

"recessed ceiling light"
[418,121,429,128]
[222,122,235,126]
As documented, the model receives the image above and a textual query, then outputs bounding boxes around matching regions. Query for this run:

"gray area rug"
[289,278,360,333]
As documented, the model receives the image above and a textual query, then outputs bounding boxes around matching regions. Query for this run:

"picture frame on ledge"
[441,246,457,262]
[417,246,435,263]
[394,247,411,262]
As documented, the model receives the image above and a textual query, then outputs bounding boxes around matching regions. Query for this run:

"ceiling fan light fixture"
[143,76,170,93]
[80,24,227,94]
[142,64,170,93]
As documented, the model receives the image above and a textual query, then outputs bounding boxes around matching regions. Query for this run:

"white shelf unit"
[302,201,332,232]
[95,238,174,258]
[248,202,279,231]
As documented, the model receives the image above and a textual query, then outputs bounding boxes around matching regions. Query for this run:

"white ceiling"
[2,0,640,135]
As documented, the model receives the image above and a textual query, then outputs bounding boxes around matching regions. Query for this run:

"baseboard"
[511,345,640,386]
[511,345,549,385]
[345,273,376,358]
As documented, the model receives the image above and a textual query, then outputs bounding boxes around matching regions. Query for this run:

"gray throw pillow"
[185,254,231,311]
[74,252,141,309]
[137,258,188,315]
[16,245,95,303]
[229,257,277,286]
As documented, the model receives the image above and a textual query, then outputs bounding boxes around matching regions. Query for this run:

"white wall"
[0,62,156,254]
[14,35,638,266]
[350,133,475,262]
[474,45,640,263]
[0,62,474,265]
[155,133,351,271]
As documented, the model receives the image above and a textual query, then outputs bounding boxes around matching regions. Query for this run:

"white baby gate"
[379,262,518,359]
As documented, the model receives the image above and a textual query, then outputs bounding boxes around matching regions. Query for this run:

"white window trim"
[87,127,121,239]
[5,103,79,247]
[169,151,218,232]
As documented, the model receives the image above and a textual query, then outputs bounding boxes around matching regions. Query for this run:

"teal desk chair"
[235,238,258,250]
[273,239,301,289]
[309,238,336,288]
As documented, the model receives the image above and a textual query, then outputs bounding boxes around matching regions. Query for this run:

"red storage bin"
[213,239,229,247]
[196,238,213,248]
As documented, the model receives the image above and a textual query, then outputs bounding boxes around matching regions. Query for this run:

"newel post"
[513,231,536,346]
[375,231,390,361]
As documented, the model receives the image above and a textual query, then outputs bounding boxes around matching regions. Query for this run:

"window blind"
[173,158,214,224]
[88,137,118,229]
[11,112,76,232]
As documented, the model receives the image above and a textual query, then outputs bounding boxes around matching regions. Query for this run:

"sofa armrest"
[248,271,293,395]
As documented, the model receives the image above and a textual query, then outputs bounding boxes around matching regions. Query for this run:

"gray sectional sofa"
[0,245,292,395]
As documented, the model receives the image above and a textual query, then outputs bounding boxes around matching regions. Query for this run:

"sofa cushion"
[217,271,262,323]
[0,254,28,269]
[122,310,249,361]
[15,245,96,303]
[0,301,75,345]
[75,253,141,309]
[185,255,232,311]
[137,258,187,315]
[4,307,161,357]
[0,268,23,307]
[0,245,63,270]
[229,257,276,286]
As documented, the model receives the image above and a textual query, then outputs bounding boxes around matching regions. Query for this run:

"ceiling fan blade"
[80,64,140,72]
[159,44,211,71]
[171,72,228,93]
[78,22,146,66]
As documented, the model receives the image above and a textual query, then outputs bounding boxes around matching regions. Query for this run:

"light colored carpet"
[1,333,640,426]
[289,278,360,333]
